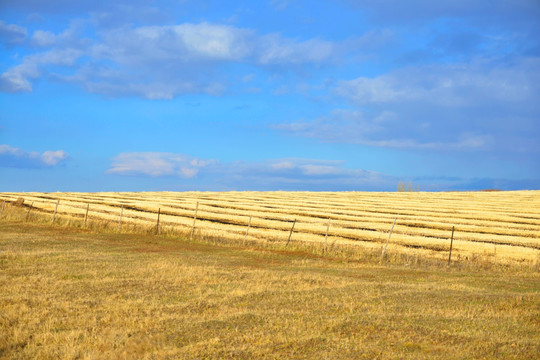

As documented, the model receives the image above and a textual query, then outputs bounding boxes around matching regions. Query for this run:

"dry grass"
[1,191,539,266]
[1,221,539,359]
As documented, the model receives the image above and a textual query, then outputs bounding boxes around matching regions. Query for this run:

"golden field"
[0,190,539,265]
[1,222,539,359]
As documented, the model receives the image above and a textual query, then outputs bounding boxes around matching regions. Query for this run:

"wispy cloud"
[276,109,495,151]
[107,152,393,190]
[0,21,27,46]
[30,30,57,47]
[0,21,339,99]
[334,58,540,107]
[257,34,334,65]
[0,145,69,168]
[0,48,83,92]
[277,58,540,153]
[106,152,539,191]
[107,152,217,178]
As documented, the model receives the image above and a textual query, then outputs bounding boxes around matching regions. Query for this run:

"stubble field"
[0,191,539,358]
[0,190,539,265]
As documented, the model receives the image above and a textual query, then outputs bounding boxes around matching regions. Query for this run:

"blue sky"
[0,0,539,191]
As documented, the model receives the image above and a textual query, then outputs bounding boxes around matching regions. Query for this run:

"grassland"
[1,221,539,359]
[1,191,539,266]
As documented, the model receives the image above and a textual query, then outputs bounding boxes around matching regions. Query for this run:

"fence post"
[286,219,296,247]
[0,200,5,218]
[190,202,199,240]
[26,202,34,222]
[380,218,397,262]
[155,208,161,235]
[52,200,59,224]
[84,203,89,226]
[117,204,124,230]
[243,216,252,245]
[324,218,331,253]
[447,226,455,266]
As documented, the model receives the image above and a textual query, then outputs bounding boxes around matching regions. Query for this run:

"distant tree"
[397,181,419,192]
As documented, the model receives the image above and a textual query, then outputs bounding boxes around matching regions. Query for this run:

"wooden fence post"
[380,218,397,262]
[117,204,124,230]
[155,208,161,235]
[84,203,89,226]
[324,218,331,253]
[26,202,34,222]
[190,202,199,240]
[286,219,296,247]
[243,216,252,245]
[0,200,5,218]
[447,226,455,266]
[52,200,59,224]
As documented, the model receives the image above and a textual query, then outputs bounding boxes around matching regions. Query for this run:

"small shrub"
[397,181,419,192]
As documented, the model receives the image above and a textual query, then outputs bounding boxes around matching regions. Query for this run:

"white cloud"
[275,109,384,141]
[179,167,199,178]
[31,30,57,47]
[276,108,496,151]
[221,158,389,190]
[0,67,35,92]
[257,34,334,65]
[41,150,69,165]
[0,21,27,45]
[300,164,343,176]
[97,23,253,63]
[0,145,69,168]
[0,21,342,98]
[107,152,391,190]
[273,58,539,153]
[271,161,295,170]
[334,58,540,107]
[352,135,494,151]
[107,152,218,178]
[0,48,84,92]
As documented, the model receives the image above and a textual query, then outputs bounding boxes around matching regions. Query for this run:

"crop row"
[1,191,539,264]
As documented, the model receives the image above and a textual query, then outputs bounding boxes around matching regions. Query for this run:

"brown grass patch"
[1,222,539,359]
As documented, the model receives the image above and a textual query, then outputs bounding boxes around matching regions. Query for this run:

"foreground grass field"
[1,221,539,359]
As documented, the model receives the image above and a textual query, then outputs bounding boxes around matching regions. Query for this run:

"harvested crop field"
[0,190,539,265]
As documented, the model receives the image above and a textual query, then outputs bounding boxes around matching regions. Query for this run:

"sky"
[0,0,539,192]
